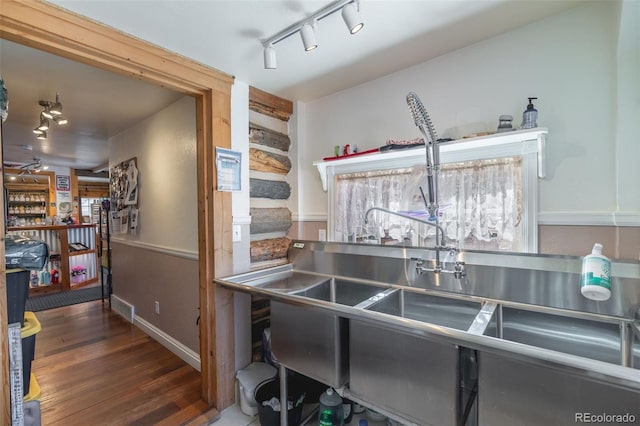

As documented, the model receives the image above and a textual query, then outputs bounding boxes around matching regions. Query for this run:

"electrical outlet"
[154,301,160,315]
[232,225,241,242]
[319,229,327,241]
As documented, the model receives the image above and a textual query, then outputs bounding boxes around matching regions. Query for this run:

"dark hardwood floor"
[32,300,217,425]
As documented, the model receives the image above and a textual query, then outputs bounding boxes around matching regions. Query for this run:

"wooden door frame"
[0,1,236,422]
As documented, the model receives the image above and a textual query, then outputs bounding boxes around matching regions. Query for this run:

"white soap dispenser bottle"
[580,243,611,301]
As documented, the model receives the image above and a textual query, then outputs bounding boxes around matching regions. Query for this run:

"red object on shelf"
[322,148,379,161]
[50,269,59,284]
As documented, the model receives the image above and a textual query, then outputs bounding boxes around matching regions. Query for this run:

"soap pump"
[521,97,538,129]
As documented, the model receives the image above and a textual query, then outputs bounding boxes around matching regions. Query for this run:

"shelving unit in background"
[7,224,100,296]
[6,188,49,226]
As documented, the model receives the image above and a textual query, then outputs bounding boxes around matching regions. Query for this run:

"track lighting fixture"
[262,0,363,69]
[41,105,53,119]
[264,44,277,69]
[35,93,68,140]
[37,116,49,131]
[341,2,364,34]
[53,116,68,126]
[50,93,63,115]
[300,23,318,51]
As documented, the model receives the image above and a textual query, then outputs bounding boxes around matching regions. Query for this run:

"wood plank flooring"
[32,300,217,425]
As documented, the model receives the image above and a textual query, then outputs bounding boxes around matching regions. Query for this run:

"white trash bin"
[236,362,277,416]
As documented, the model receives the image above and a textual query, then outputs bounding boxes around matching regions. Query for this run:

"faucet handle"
[454,261,466,279]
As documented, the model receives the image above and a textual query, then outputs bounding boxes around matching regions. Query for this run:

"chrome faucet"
[364,207,447,246]
[364,207,464,278]
[362,92,465,279]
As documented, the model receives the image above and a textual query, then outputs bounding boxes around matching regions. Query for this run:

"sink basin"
[366,290,483,331]
[294,278,390,306]
[250,271,330,293]
[484,306,625,365]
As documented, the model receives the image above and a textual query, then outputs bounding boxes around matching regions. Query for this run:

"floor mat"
[26,286,107,312]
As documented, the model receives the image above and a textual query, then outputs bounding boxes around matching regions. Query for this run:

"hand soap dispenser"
[580,243,611,301]
[520,97,538,129]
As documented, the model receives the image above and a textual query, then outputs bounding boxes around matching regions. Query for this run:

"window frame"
[314,128,547,253]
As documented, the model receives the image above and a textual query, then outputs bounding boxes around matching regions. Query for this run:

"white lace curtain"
[334,157,523,251]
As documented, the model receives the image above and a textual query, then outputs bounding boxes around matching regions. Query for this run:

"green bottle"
[318,388,344,425]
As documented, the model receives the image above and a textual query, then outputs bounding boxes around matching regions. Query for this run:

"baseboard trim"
[134,315,201,372]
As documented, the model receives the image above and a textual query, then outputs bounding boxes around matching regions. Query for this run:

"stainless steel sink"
[366,289,482,331]
[484,306,625,365]
[293,278,390,306]
[250,271,329,293]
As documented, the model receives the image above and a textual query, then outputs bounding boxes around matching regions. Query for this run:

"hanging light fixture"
[35,94,68,140]
[262,0,364,69]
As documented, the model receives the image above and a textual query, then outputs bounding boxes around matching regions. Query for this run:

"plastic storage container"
[254,377,305,426]
[22,311,41,396]
[236,362,277,416]
[7,269,30,326]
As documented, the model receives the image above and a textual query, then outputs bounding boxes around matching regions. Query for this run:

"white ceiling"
[0,0,583,170]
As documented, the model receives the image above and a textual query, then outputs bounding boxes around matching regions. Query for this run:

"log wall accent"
[250,237,291,263]
[248,88,293,362]
[249,148,291,175]
[250,208,292,234]
[248,86,293,122]
[249,123,290,152]
[250,178,291,200]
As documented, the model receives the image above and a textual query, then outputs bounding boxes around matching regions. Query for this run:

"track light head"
[50,93,63,116]
[54,116,68,125]
[300,23,318,51]
[33,127,44,135]
[37,116,50,131]
[36,131,47,140]
[264,45,277,69]
[342,2,364,34]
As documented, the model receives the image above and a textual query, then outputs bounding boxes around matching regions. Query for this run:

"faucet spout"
[364,207,447,246]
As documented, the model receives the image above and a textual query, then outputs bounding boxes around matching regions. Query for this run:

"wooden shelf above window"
[314,127,548,191]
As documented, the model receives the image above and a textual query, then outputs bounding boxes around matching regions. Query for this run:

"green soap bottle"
[318,388,344,425]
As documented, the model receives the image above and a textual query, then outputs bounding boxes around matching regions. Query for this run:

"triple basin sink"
[215,242,640,425]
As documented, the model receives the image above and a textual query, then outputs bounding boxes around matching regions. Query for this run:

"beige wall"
[112,241,200,351]
[539,225,640,260]
[289,221,326,241]
[109,96,199,352]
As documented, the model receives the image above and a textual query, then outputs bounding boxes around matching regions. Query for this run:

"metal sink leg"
[280,364,288,426]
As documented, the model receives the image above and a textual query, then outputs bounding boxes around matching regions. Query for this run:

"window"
[315,128,546,253]
[81,197,103,222]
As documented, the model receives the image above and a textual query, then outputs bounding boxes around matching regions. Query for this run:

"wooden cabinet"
[7,224,99,296]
